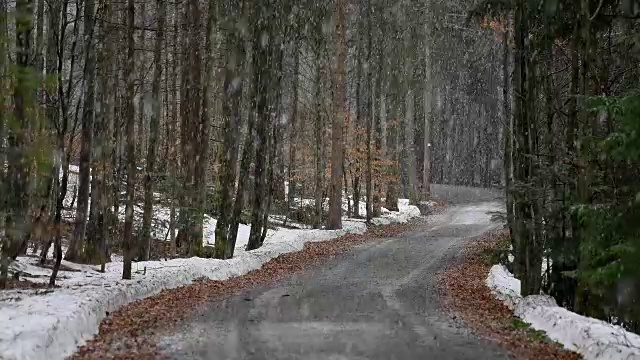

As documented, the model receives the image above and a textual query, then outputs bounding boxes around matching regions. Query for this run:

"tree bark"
[365,0,373,222]
[327,0,346,230]
[313,43,324,229]
[168,2,179,253]
[139,0,166,261]
[421,27,432,201]
[287,40,300,215]
[247,0,274,251]
[122,0,136,280]
[66,0,97,263]
[0,0,7,240]
[214,2,246,259]
[2,0,34,289]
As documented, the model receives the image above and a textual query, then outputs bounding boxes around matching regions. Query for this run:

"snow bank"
[371,199,422,226]
[0,202,419,360]
[487,265,640,360]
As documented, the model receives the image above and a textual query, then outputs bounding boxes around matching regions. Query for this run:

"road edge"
[438,230,582,360]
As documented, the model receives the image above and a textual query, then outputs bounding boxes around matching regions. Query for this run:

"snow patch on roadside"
[371,199,422,226]
[487,265,640,360]
[0,202,416,360]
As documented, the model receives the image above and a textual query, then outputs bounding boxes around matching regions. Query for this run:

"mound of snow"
[487,265,640,360]
[486,264,521,310]
[371,200,421,226]
[0,201,418,360]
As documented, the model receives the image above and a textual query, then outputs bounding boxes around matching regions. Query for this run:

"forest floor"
[440,230,582,360]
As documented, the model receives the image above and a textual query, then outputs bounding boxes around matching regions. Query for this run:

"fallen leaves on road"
[439,230,582,360]
[71,221,418,360]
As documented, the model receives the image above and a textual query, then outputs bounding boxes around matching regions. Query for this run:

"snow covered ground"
[487,265,640,360]
[0,198,421,360]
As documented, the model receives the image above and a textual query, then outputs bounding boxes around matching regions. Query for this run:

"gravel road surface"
[158,186,509,360]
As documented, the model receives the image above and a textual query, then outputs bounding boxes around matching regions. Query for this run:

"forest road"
[157,186,509,360]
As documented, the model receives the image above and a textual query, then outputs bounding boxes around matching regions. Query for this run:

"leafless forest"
[1,0,640,335]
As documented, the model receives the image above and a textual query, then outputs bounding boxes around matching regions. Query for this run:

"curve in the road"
[158,195,508,360]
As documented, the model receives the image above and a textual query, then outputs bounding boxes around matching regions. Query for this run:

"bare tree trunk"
[327,0,346,230]
[313,46,323,229]
[87,0,112,266]
[66,0,97,263]
[225,13,253,252]
[122,0,136,280]
[402,26,418,205]
[97,0,116,271]
[365,1,373,222]
[353,25,362,219]
[421,27,432,201]
[136,0,147,160]
[139,0,166,261]
[2,0,34,289]
[227,98,254,258]
[373,24,386,217]
[502,18,514,243]
[169,2,179,254]
[0,0,8,241]
[287,40,300,216]
[192,0,218,253]
[176,0,203,254]
[247,0,274,250]
[214,3,246,259]
[385,99,400,212]
[44,0,62,282]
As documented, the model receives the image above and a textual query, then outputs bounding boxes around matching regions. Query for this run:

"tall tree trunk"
[365,0,373,222]
[287,40,300,216]
[512,0,541,296]
[373,18,385,217]
[66,0,97,263]
[45,0,72,268]
[226,14,254,254]
[176,0,203,253]
[327,0,346,230]
[169,2,179,253]
[502,18,515,246]
[136,0,147,160]
[95,0,115,270]
[86,0,111,266]
[0,0,9,261]
[353,24,363,219]
[45,0,63,283]
[402,25,418,205]
[122,0,136,280]
[313,45,324,229]
[214,2,246,259]
[227,96,254,258]
[385,96,400,212]
[139,0,166,261]
[260,37,286,245]
[421,26,432,201]
[247,0,274,251]
[2,0,35,289]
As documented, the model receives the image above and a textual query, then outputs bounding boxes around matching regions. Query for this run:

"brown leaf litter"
[438,230,582,360]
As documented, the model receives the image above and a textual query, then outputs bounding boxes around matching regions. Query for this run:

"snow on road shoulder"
[0,202,412,360]
[487,265,640,360]
[371,199,422,226]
